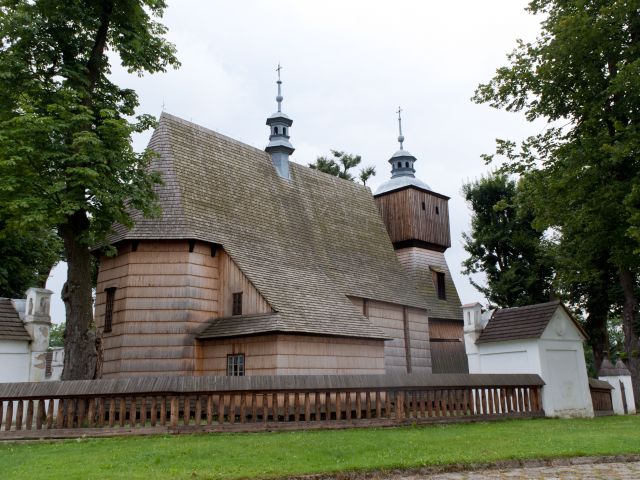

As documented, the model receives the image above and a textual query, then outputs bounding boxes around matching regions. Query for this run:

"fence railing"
[0,373,545,439]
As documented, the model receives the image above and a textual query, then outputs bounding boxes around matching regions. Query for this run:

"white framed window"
[227,354,245,376]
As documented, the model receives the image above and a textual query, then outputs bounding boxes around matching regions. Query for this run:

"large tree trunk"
[619,268,640,407]
[585,298,609,375]
[584,261,614,373]
[60,210,97,380]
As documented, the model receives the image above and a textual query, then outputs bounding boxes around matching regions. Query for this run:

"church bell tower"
[374,108,451,253]
[374,108,466,373]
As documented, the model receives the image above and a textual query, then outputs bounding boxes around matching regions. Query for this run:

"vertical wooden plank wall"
[219,250,272,317]
[198,334,386,375]
[374,188,451,249]
[351,298,431,374]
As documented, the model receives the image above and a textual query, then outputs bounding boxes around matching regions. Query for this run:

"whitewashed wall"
[464,305,593,418]
[0,339,30,383]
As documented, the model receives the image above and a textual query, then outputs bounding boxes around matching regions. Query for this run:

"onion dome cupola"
[265,63,294,179]
[375,107,431,196]
[374,107,451,252]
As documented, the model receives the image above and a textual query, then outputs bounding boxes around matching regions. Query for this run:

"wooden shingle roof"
[0,298,30,341]
[477,301,586,343]
[197,313,283,339]
[107,113,429,340]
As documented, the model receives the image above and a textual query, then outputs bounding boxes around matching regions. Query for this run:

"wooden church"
[94,73,466,378]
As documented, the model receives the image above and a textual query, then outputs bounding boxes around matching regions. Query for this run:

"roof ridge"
[494,300,560,314]
[160,112,268,157]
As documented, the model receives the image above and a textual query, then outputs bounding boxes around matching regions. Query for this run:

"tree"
[0,1,179,379]
[462,173,554,308]
[49,322,65,349]
[309,150,376,185]
[473,0,640,401]
[0,222,62,298]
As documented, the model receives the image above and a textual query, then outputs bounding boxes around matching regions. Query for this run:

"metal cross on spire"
[397,106,405,149]
[276,63,283,112]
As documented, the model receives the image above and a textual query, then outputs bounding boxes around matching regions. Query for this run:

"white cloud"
[47,0,545,320]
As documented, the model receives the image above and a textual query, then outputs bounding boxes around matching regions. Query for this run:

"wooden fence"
[0,373,545,439]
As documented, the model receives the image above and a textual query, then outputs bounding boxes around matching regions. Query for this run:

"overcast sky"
[47,0,544,323]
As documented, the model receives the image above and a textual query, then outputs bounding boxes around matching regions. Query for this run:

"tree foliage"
[309,150,376,185]
[0,0,179,379]
[49,322,65,349]
[462,173,554,308]
[0,222,62,298]
[473,0,640,398]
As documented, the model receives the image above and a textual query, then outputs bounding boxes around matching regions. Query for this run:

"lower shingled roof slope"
[107,113,428,340]
[0,298,30,341]
[197,313,282,339]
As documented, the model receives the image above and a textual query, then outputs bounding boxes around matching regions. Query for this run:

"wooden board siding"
[429,318,464,341]
[196,334,385,376]
[96,240,219,377]
[430,341,469,374]
[196,335,279,376]
[95,241,273,378]
[218,251,272,317]
[375,188,451,249]
[351,298,431,374]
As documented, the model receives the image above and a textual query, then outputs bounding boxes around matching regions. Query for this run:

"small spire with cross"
[397,106,405,149]
[276,63,283,112]
[265,63,294,179]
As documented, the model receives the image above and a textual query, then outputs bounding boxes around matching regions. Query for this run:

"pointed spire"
[265,63,294,179]
[397,106,404,149]
[388,107,417,179]
[276,63,283,113]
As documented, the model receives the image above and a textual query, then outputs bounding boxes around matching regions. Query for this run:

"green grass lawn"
[1,416,639,480]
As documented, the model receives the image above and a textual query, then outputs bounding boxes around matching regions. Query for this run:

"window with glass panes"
[227,354,245,376]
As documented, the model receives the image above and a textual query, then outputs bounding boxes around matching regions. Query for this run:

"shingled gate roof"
[107,113,429,340]
[0,298,30,341]
[477,300,586,344]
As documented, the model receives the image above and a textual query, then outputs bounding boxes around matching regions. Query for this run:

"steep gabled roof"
[107,113,428,340]
[477,300,586,343]
[0,298,30,341]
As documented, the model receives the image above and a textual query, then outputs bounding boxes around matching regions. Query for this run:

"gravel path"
[388,460,640,479]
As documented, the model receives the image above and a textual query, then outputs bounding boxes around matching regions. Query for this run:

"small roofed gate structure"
[0,373,545,440]
[464,301,593,417]
[588,379,614,416]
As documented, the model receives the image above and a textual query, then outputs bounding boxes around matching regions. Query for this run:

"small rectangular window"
[421,201,426,210]
[232,292,243,316]
[435,206,440,215]
[104,287,116,333]
[436,272,446,300]
[227,354,245,376]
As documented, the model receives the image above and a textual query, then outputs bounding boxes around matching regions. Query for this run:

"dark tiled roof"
[477,301,583,343]
[0,298,30,341]
[107,113,428,340]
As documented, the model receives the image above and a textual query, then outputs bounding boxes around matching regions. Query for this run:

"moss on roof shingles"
[107,113,429,340]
